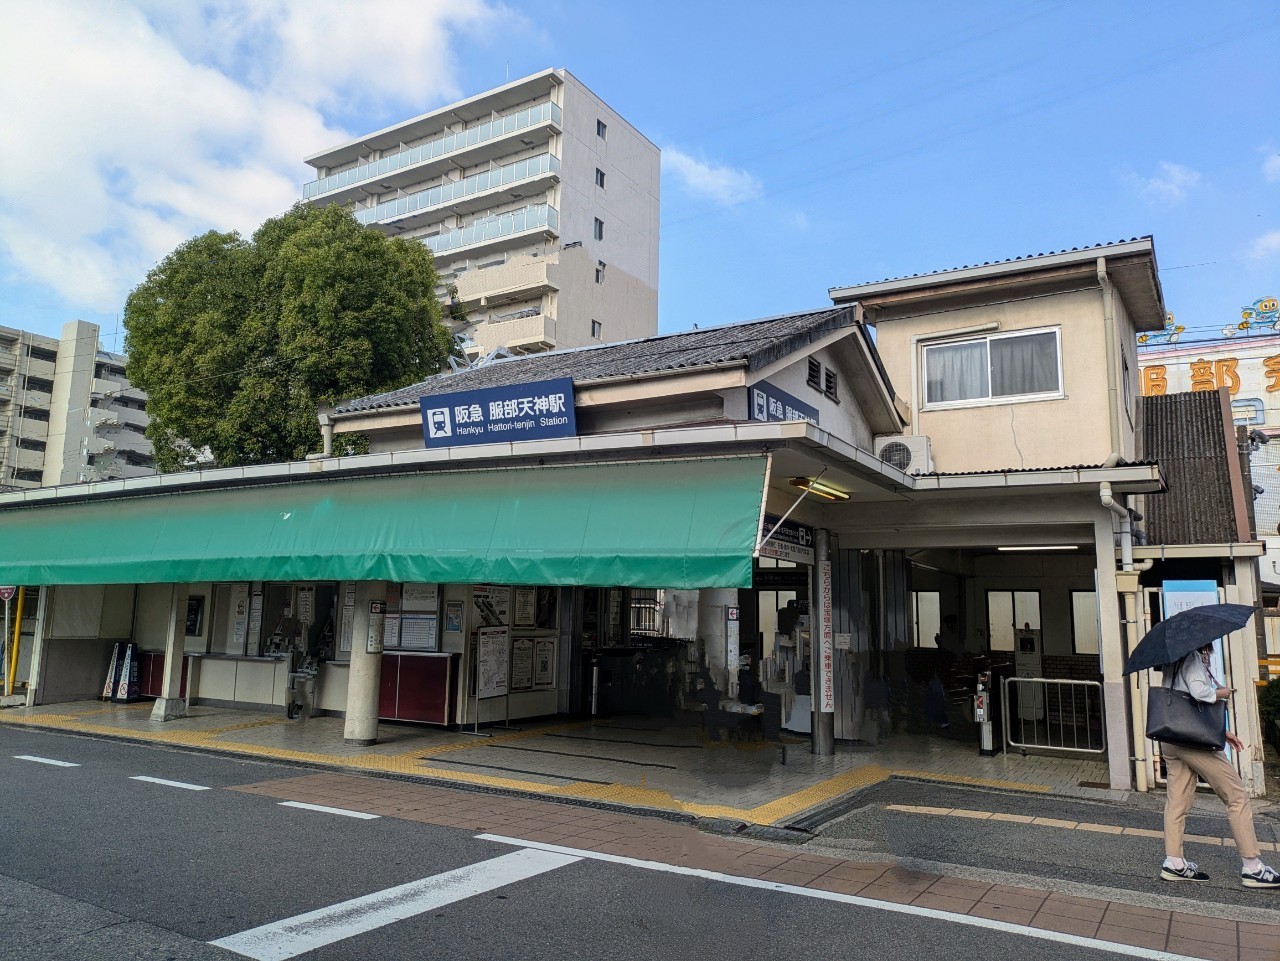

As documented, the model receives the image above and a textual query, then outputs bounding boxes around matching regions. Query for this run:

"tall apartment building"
[0,320,154,490]
[302,69,659,358]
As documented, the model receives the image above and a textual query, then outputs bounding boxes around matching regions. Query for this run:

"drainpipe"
[1101,481,1153,791]
[1098,258,1122,459]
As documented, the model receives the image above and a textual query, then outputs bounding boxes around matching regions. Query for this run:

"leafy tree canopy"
[125,204,453,471]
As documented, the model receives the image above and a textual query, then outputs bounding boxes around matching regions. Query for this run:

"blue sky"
[2,1,1276,351]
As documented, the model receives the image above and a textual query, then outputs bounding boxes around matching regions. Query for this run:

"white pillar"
[1227,557,1265,796]
[344,581,387,745]
[1093,514,1133,791]
[25,586,52,707]
[151,585,190,721]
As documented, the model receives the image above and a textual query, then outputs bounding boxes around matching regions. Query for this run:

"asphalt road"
[0,726,1218,961]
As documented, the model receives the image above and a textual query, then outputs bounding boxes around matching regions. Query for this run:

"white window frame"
[920,326,1064,411]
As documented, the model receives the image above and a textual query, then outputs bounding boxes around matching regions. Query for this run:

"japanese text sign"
[749,381,819,427]
[421,377,576,448]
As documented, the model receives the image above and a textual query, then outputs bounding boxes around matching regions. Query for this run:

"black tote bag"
[1146,686,1227,751]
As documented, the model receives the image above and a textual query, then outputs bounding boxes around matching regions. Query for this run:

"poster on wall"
[472,585,510,628]
[246,590,263,657]
[444,600,464,634]
[367,601,386,654]
[510,637,534,690]
[476,627,510,698]
[533,638,555,688]
[382,613,402,649]
[230,583,250,652]
[513,588,537,629]
[402,583,439,612]
[297,586,315,625]
[400,614,439,650]
[339,606,354,653]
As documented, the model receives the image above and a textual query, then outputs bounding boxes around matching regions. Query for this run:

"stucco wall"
[873,287,1127,472]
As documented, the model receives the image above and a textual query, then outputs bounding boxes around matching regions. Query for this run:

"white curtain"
[991,331,1058,397]
[925,340,988,403]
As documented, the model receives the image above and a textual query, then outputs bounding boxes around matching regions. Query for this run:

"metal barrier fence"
[1002,677,1106,755]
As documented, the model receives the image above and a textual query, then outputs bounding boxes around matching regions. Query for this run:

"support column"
[1093,514,1133,791]
[150,585,190,721]
[25,586,52,708]
[811,529,835,756]
[344,581,387,745]
[1227,558,1265,796]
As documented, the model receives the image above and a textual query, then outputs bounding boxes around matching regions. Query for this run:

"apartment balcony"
[303,101,561,208]
[450,258,558,311]
[0,348,16,371]
[355,154,559,231]
[464,312,559,357]
[104,403,148,429]
[424,205,558,262]
[100,425,153,457]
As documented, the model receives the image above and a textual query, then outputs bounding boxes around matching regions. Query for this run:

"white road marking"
[129,776,210,791]
[278,800,379,820]
[210,847,579,961]
[13,755,79,767]
[476,835,1201,961]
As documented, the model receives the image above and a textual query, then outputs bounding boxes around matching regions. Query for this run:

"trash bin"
[286,671,317,721]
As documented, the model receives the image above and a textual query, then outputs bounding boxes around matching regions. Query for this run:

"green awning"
[0,456,767,589]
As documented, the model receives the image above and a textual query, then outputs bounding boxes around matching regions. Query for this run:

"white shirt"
[1162,654,1218,704]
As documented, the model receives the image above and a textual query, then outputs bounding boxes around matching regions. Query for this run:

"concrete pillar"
[151,585,190,721]
[344,581,387,745]
[1093,514,1133,791]
[1227,558,1266,796]
[811,529,835,756]
[25,585,52,707]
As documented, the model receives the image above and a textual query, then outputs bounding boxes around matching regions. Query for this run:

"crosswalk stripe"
[13,755,79,767]
[210,848,579,961]
[277,800,379,819]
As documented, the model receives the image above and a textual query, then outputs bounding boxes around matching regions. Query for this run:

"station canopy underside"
[0,456,769,590]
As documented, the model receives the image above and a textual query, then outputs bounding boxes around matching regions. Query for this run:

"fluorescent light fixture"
[789,476,850,502]
[996,545,1079,552]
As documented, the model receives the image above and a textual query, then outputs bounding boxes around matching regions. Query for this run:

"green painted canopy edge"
[0,456,768,589]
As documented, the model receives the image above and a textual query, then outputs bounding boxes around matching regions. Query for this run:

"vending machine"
[1014,628,1044,721]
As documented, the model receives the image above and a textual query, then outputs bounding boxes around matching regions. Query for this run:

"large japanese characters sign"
[420,377,577,448]
[1139,337,1280,430]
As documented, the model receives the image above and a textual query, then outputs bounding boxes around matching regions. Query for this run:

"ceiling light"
[789,476,850,502]
[996,545,1079,552]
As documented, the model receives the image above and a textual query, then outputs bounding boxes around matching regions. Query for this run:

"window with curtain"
[923,329,1061,407]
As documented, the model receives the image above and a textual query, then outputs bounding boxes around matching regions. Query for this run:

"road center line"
[475,835,1200,961]
[277,800,380,819]
[210,848,580,961]
[130,775,210,791]
[13,755,79,767]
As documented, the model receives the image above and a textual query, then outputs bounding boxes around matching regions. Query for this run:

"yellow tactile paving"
[1,705,1095,827]
[883,804,1277,852]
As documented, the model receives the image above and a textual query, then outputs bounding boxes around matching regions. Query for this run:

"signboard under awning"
[759,513,815,565]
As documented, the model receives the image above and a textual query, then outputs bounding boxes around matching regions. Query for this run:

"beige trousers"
[1162,742,1258,860]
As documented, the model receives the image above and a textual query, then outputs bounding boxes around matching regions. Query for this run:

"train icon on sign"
[426,407,452,439]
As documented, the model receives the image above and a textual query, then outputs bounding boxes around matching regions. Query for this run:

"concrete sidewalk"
[1,699,1114,826]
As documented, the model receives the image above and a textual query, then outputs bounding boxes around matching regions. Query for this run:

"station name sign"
[749,380,819,426]
[420,377,577,448]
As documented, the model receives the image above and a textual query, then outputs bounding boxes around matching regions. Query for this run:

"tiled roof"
[337,307,854,414]
[917,461,1157,478]
[1143,392,1238,545]
[832,237,1152,290]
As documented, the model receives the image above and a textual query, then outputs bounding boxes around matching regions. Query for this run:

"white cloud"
[1264,154,1280,183]
[663,148,762,206]
[1132,161,1201,205]
[1250,230,1280,260]
[0,0,499,314]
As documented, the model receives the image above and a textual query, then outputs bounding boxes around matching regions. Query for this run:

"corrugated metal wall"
[1142,392,1237,544]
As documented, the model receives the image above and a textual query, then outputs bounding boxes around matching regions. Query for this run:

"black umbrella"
[1123,603,1256,674]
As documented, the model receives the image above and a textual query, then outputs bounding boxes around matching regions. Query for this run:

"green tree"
[125,204,453,470]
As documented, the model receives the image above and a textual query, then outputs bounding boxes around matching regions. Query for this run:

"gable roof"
[336,306,861,415]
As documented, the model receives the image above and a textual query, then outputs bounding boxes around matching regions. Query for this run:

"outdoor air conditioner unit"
[874,435,934,474]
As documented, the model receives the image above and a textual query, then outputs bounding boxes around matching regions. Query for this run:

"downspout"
[1101,480,1153,791]
[1097,257,1122,459]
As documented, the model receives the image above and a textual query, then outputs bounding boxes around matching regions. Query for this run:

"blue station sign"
[749,380,819,426]
[420,377,577,448]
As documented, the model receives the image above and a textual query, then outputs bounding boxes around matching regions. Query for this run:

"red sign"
[0,587,15,602]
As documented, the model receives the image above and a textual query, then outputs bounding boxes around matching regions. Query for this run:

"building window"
[23,376,53,394]
[595,260,606,284]
[1071,591,1101,655]
[10,468,41,483]
[19,407,49,422]
[16,437,45,452]
[596,119,607,140]
[26,346,57,363]
[824,369,839,401]
[912,591,941,648]
[593,218,605,241]
[922,328,1061,408]
[591,320,603,339]
[807,358,821,390]
[595,168,606,188]
[986,590,1041,652]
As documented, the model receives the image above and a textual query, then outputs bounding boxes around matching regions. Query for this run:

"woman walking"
[1160,644,1280,888]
